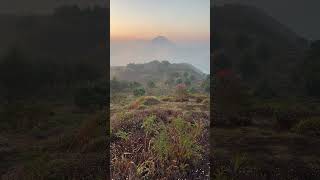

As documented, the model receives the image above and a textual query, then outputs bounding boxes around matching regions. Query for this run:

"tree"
[183,72,189,79]
[147,80,156,88]
[130,81,142,89]
[162,61,170,66]
[171,72,180,78]
[175,78,183,85]
[133,87,146,97]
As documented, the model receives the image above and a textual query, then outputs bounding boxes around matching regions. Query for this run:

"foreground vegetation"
[110,66,210,179]
[0,103,106,179]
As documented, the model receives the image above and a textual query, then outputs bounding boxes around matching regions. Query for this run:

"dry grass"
[111,95,210,179]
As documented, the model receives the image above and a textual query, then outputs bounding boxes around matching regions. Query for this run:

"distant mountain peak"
[152,35,169,41]
[151,36,174,46]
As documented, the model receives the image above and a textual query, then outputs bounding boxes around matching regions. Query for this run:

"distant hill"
[111,36,210,73]
[212,4,310,95]
[110,60,206,84]
[151,36,175,47]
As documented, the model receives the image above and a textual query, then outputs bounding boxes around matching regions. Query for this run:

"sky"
[111,0,210,42]
[110,0,210,73]
[0,0,320,39]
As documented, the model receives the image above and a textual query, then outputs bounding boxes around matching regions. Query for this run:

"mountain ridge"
[110,60,206,84]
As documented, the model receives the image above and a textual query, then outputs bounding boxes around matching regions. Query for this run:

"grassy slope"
[0,103,106,179]
[211,98,320,179]
[110,93,210,179]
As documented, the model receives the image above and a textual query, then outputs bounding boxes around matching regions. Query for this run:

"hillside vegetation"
[110,61,210,179]
[211,4,320,179]
[0,6,108,179]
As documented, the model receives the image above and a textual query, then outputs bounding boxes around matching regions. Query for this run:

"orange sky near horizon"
[110,0,210,42]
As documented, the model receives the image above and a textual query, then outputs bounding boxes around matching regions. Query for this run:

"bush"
[129,96,160,110]
[142,96,160,106]
[147,80,156,88]
[175,78,183,85]
[153,127,171,161]
[175,83,188,98]
[293,118,320,136]
[188,87,198,94]
[152,118,203,163]
[142,115,157,135]
[115,130,129,141]
[133,87,146,96]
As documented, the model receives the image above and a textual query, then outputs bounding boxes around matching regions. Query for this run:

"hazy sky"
[111,0,210,41]
[110,0,210,73]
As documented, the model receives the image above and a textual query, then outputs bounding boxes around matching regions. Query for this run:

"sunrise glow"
[110,0,210,42]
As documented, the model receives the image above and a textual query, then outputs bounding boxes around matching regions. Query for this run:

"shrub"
[128,99,141,110]
[130,81,142,89]
[169,118,203,162]
[152,118,203,163]
[175,78,183,85]
[142,115,157,135]
[161,96,178,102]
[183,72,189,78]
[115,130,129,141]
[188,87,198,94]
[293,118,320,136]
[153,127,171,161]
[147,80,156,88]
[110,77,131,93]
[133,87,146,96]
[212,153,249,180]
[175,83,188,98]
[142,96,160,106]
[129,96,160,110]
